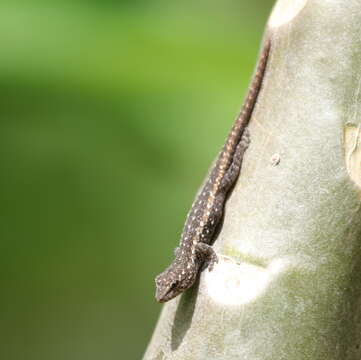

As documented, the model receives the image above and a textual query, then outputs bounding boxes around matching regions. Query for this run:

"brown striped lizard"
[155,37,272,303]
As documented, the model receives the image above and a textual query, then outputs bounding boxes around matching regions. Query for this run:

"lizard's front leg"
[195,242,218,271]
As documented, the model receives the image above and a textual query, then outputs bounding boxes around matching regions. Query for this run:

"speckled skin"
[155,39,271,303]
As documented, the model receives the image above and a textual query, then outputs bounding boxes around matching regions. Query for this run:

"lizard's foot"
[196,242,218,272]
[240,127,251,148]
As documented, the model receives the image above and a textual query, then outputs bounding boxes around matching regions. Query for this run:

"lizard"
[155,37,272,303]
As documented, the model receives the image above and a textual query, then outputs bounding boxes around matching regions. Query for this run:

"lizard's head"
[155,263,196,303]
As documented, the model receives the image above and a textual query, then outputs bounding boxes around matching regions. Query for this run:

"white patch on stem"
[269,0,308,28]
[205,257,285,305]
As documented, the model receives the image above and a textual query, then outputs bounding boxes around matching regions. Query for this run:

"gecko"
[155,38,272,303]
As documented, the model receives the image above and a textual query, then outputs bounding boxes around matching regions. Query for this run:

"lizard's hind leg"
[219,128,250,192]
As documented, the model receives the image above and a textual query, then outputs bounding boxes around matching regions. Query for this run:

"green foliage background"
[0,1,274,358]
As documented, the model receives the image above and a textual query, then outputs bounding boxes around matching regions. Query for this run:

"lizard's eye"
[170,280,179,290]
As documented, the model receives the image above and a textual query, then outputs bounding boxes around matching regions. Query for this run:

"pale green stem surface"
[144,0,361,358]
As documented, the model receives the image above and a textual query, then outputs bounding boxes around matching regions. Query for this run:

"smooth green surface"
[0,1,274,359]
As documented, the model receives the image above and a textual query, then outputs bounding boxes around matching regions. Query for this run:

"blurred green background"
[0,0,274,359]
